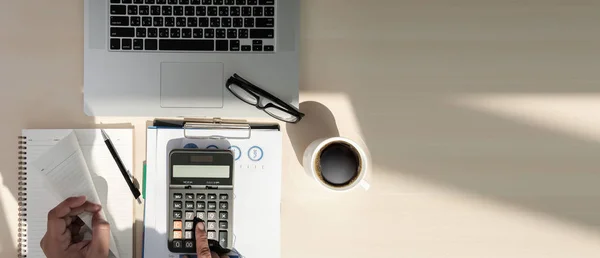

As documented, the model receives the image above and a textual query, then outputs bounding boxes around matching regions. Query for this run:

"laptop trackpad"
[160,62,224,108]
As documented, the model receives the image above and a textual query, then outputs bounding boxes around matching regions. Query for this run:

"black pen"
[101,129,142,204]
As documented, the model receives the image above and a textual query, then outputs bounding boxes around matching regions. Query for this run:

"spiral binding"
[17,136,27,258]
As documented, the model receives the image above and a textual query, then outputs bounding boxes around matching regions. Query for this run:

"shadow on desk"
[297,0,600,235]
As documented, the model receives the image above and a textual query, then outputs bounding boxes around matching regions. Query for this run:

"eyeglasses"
[226,74,305,123]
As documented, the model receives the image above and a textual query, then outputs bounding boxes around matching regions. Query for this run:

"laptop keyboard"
[109,0,275,52]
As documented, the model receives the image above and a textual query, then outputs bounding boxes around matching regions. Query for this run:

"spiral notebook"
[17,129,134,258]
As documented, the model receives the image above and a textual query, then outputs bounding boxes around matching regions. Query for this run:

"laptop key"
[193,28,203,38]
[111,27,135,37]
[121,39,131,50]
[230,7,240,16]
[233,18,243,27]
[264,6,274,16]
[253,6,262,16]
[136,28,147,37]
[122,39,132,50]
[148,28,158,37]
[236,0,245,5]
[241,45,251,51]
[142,16,153,26]
[225,0,235,4]
[210,18,220,27]
[131,16,141,26]
[229,40,240,51]
[128,5,138,15]
[162,6,172,15]
[198,17,209,27]
[139,5,150,15]
[222,18,231,27]
[204,28,214,38]
[165,17,175,27]
[185,6,195,16]
[182,28,192,38]
[145,39,158,50]
[196,6,206,16]
[216,29,226,38]
[247,0,257,5]
[264,45,273,51]
[170,28,181,38]
[187,17,197,27]
[110,5,127,15]
[227,29,237,38]
[159,28,170,37]
[134,39,144,50]
[208,6,218,16]
[110,16,129,26]
[250,29,274,38]
[241,7,251,16]
[153,17,164,26]
[174,6,184,16]
[238,29,248,38]
[176,17,186,27]
[159,39,215,50]
[259,0,273,5]
[219,6,229,16]
[255,18,273,27]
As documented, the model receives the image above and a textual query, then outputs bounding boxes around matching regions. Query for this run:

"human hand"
[41,196,111,258]
[183,221,228,258]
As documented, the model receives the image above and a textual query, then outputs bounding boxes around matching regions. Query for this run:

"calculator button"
[196,201,206,209]
[174,211,182,219]
[185,193,194,199]
[219,211,228,220]
[185,230,193,239]
[185,221,194,230]
[208,194,217,200]
[174,201,182,209]
[219,202,228,209]
[185,201,194,209]
[185,240,194,248]
[208,202,217,210]
[208,212,216,220]
[219,231,227,247]
[219,221,228,229]
[185,211,195,220]
[173,230,182,239]
[219,194,228,200]
[173,240,183,248]
[207,231,217,240]
[173,220,182,229]
[197,194,206,200]
[174,193,183,199]
[207,221,217,230]
[197,212,206,220]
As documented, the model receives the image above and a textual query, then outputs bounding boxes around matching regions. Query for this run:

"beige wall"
[1,0,600,257]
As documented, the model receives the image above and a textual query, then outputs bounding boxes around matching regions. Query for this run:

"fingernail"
[196,222,205,231]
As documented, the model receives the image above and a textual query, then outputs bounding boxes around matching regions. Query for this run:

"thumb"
[87,211,111,257]
[195,222,212,258]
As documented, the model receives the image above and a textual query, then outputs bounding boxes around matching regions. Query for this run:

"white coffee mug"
[302,137,370,191]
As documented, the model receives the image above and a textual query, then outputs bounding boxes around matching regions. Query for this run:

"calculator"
[168,149,234,253]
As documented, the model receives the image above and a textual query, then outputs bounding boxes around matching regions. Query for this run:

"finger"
[195,222,212,258]
[67,201,102,217]
[68,240,91,252]
[48,196,87,219]
[88,211,111,257]
[59,231,72,250]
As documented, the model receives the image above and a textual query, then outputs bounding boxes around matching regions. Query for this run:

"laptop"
[83,0,299,117]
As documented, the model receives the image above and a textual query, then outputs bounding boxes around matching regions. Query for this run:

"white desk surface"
[2,1,600,257]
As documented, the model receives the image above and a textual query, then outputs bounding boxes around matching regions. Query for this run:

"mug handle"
[359,180,370,190]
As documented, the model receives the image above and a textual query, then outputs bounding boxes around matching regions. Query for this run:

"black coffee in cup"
[315,141,362,187]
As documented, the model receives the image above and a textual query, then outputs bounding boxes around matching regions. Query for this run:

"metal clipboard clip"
[183,118,251,139]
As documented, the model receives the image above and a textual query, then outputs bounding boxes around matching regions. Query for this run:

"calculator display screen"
[172,165,230,178]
